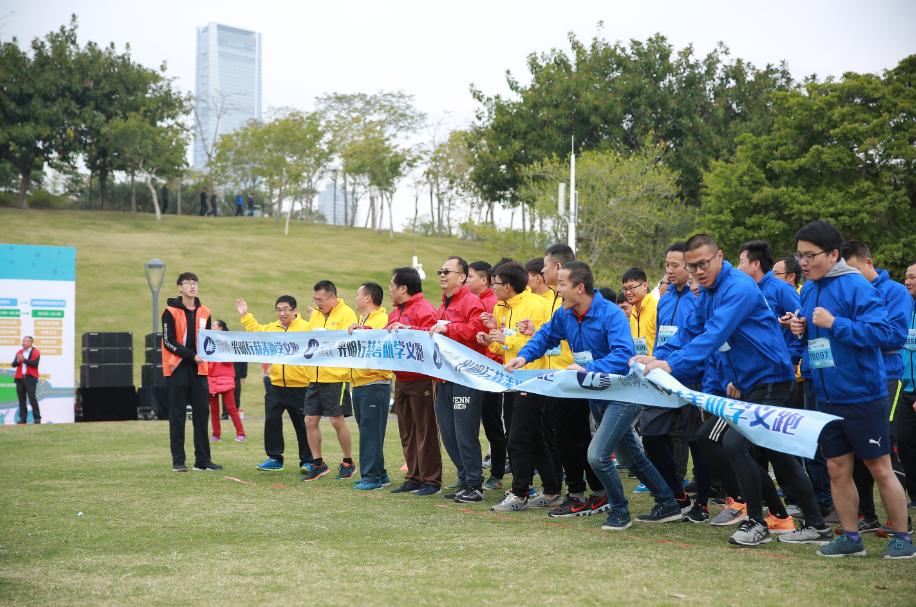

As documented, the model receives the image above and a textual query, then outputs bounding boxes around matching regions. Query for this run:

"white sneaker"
[491,493,530,512]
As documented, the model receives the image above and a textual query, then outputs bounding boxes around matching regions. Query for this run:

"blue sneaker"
[414,482,442,496]
[300,463,314,475]
[257,458,283,471]
[883,537,916,559]
[816,534,867,557]
[601,510,632,531]
[391,481,422,493]
[336,462,356,479]
[633,483,649,493]
[445,481,462,490]
[636,503,682,523]
[527,486,538,498]
[353,480,384,491]
[381,474,391,487]
[301,462,330,481]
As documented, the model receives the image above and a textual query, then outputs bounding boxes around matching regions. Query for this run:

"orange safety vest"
[161,304,210,376]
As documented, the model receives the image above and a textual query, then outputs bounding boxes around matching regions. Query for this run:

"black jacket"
[162,297,211,369]
[161,187,169,204]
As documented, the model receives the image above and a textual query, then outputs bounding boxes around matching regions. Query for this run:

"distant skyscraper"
[193,23,262,171]
[317,182,346,226]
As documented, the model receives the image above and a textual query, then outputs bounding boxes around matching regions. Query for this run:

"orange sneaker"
[765,514,796,535]
[710,498,748,526]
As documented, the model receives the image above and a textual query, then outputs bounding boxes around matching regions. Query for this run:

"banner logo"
[203,336,216,356]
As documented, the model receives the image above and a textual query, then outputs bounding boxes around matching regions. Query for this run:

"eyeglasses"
[437,270,459,276]
[794,250,829,263]
[773,271,789,277]
[685,254,718,273]
[620,284,645,294]
[312,298,329,306]
[492,281,507,287]
[180,281,199,287]
[276,308,293,314]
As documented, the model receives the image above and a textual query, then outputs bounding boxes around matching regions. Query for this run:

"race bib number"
[573,351,593,367]
[808,337,836,369]
[905,329,916,352]
[545,346,562,356]
[718,341,732,353]
[657,325,678,347]
[436,320,451,325]
[633,337,649,356]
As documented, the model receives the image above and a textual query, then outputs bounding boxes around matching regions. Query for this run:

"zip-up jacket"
[350,307,394,387]
[518,290,634,375]
[307,298,358,384]
[758,271,805,366]
[240,312,311,388]
[539,287,574,369]
[630,292,657,356]
[12,348,40,384]
[477,288,502,363]
[871,269,914,381]
[902,307,916,393]
[386,292,438,382]
[654,261,794,392]
[654,286,703,384]
[799,265,892,405]
[488,287,549,369]
[207,361,236,394]
[162,297,210,376]
[437,285,487,357]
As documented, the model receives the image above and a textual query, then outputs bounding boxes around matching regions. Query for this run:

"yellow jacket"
[488,288,549,369]
[630,292,657,356]
[307,298,358,383]
[240,312,311,388]
[539,287,574,369]
[350,307,394,387]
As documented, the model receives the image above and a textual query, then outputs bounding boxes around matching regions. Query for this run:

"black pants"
[167,364,211,466]
[234,205,243,216]
[541,397,562,486]
[552,397,603,493]
[264,385,312,466]
[199,201,208,216]
[162,200,169,214]
[644,433,713,506]
[503,392,516,473]
[16,380,40,423]
[696,415,744,499]
[507,393,560,498]
[897,390,916,502]
[481,392,507,479]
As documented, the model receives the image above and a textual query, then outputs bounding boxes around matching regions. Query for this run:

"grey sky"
[6,0,916,228]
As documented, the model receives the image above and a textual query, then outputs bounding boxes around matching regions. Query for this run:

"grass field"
[1,419,915,607]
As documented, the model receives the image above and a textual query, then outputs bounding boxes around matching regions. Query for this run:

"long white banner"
[199,328,838,458]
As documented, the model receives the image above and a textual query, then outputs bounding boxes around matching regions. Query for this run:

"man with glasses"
[622,268,657,357]
[238,295,312,473]
[774,256,804,294]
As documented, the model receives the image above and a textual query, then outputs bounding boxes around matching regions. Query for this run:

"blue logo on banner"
[302,339,320,360]
[433,343,443,369]
[203,337,216,356]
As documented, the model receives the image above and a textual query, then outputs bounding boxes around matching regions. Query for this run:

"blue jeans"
[353,383,389,483]
[804,379,834,508]
[587,400,677,514]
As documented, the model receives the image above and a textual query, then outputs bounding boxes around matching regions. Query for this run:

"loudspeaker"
[82,348,133,365]
[80,364,133,388]
[142,364,167,388]
[145,333,163,350]
[82,332,132,348]
[79,387,137,421]
[145,349,165,364]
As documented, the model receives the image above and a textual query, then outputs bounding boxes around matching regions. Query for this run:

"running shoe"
[548,496,590,518]
[601,510,632,531]
[876,516,913,539]
[390,481,422,494]
[353,480,383,491]
[336,462,356,479]
[444,481,462,490]
[454,487,484,504]
[301,462,314,475]
[883,537,916,559]
[193,462,223,471]
[777,525,832,545]
[833,514,881,535]
[676,493,692,513]
[492,493,529,512]
[683,504,709,524]
[234,435,246,442]
[414,482,442,496]
[210,436,221,442]
[586,493,610,515]
[633,483,649,493]
[816,534,866,557]
[728,520,771,546]
[381,473,391,487]
[710,498,748,526]
[482,476,502,491]
[482,455,492,469]
[765,514,796,535]
[529,493,563,508]
[172,464,188,472]
[785,504,803,519]
[443,482,467,500]
[257,458,284,471]
[636,503,682,523]
[301,462,330,481]
[683,478,697,493]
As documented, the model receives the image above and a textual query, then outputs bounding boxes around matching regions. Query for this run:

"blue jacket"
[236,195,244,206]
[654,285,703,384]
[702,357,726,397]
[758,271,805,365]
[518,290,634,375]
[654,261,794,393]
[799,271,892,405]
[902,308,916,393]
[871,269,913,381]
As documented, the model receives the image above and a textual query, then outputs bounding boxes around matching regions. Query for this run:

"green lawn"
[1,419,914,606]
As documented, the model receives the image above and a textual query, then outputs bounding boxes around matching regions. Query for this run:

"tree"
[193,90,245,198]
[210,120,264,200]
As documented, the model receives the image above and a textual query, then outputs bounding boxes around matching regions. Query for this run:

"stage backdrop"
[0,244,76,424]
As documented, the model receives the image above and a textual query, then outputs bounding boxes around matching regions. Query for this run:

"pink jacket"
[207,361,236,394]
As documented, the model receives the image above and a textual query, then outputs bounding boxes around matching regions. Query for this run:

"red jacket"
[476,288,502,363]
[437,284,487,355]
[207,361,236,394]
[13,348,40,383]
[386,292,438,382]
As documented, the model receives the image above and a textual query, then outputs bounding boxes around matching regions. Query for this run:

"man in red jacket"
[13,336,40,424]
[432,256,488,503]
[386,267,443,496]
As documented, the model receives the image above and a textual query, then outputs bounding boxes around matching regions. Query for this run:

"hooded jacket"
[385,292,438,382]
[902,307,916,393]
[307,298,358,384]
[207,361,236,394]
[870,268,914,381]
[240,312,311,388]
[653,261,794,393]
[799,260,893,405]
[654,285,703,384]
[488,287,549,369]
[518,290,634,375]
[757,270,805,366]
[477,288,502,363]
[539,287,574,369]
[350,307,394,387]
[436,284,487,356]
[630,292,657,356]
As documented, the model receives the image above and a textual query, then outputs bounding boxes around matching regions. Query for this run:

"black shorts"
[817,395,891,460]
[639,381,703,440]
[304,382,352,418]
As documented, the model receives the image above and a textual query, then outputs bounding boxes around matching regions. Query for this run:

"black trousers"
[199,201,208,216]
[552,397,603,493]
[16,380,40,423]
[167,364,211,466]
[234,205,244,216]
[897,390,916,502]
[480,392,507,479]
[507,393,560,497]
[264,385,312,466]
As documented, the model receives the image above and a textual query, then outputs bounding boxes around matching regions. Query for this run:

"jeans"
[353,383,389,483]
[803,379,834,508]
[264,385,312,466]
[506,393,560,497]
[435,382,484,488]
[167,364,211,466]
[587,400,676,514]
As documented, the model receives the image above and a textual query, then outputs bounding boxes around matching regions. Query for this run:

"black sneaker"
[548,496,590,518]
[193,462,224,471]
[627,471,637,479]
[444,483,468,500]
[683,503,710,523]
[712,488,728,506]
[683,479,698,493]
[586,493,611,515]
[391,481,422,494]
[172,464,188,472]
[414,482,442,496]
[676,493,692,513]
[455,487,484,504]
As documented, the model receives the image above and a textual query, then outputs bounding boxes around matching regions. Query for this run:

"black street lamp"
[144,258,166,335]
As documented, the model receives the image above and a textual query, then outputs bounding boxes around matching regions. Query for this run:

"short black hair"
[313,280,337,296]
[23,335,33,341]
[622,268,648,284]
[497,262,529,295]
[446,256,469,280]
[561,261,594,295]
[794,221,843,258]
[524,257,545,275]
[392,267,422,295]
[616,292,628,304]
[598,287,617,302]
[176,272,199,286]
[275,295,297,309]
[685,234,719,253]
[545,244,575,266]
[469,261,492,284]
[214,319,229,331]
[360,282,384,306]
[776,256,803,286]
[666,241,686,255]
[841,239,871,262]
[738,240,775,274]
[491,257,515,275]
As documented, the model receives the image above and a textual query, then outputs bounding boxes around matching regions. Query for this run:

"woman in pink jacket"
[209,320,245,441]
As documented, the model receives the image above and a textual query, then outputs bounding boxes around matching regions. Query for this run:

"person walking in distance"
[13,336,40,424]
[235,192,244,216]
[199,187,208,216]
[161,182,170,214]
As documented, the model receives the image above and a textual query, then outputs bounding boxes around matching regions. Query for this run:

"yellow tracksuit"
[240,313,311,388]
[350,307,394,387]
[488,288,549,369]
[539,287,574,369]
[307,298,358,383]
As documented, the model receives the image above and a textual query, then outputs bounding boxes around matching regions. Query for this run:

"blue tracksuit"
[757,271,805,366]
[654,285,703,384]
[870,269,913,381]
[518,290,634,375]
[654,261,794,393]
[903,308,916,393]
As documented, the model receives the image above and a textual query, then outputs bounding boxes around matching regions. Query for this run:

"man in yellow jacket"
[236,294,312,473]
[302,280,359,482]
[347,282,393,491]
[622,267,657,356]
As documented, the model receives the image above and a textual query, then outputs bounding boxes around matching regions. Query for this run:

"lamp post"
[144,259,166,335]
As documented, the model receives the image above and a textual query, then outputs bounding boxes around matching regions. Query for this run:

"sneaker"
[527,486,539,498]
[492,493,530,512]
[586,493,610,515]
[883,537,916,559]
[820,506,840,524]
[443,483,467,500]
[353,480,383,491]
[834,514,881,535]
[455,487,485,504]
[193,462,224,471]
[210,436,221,442]
[482,456,492,469]
[256,458,284,472]
[711,489,727,506]
[785,504,803,519]
[876,516,913,539]
[529,493,563,508]
[390,481,422,494]
[728,520,772,546]
[300,463,314,475]
[710,499,748,526]
[816,534,866,557]
[235,435,246,442]
[765,514,796,535]
[548,496,590,518]
[444,481,462,490]
[601,510,632,531]
[627,471,637,479]
[683,479,697,493]
[637,503,682,523]
[676,494,692,513]
[778,525,832,545]
[909,501,916,509]
[683,504,710,524]
[335,462,357,479]
[172,464,188,472]
[633,483,649,493]
[414,482,441,496]
[301,462,330,481]
[482,476,502,491]
[220,413,229,421]
[380,473,392,487]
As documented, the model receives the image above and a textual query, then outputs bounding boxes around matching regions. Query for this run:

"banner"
[0,244,76,424]
[199,328,838,458]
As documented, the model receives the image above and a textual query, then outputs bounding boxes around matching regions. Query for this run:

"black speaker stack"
[142,333,166,388]
[80,332,134,387]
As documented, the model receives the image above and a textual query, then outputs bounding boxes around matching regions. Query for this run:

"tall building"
[193,23,262,171]
[317,182,346,226]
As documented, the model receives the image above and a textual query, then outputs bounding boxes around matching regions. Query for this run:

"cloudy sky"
[6,0,916,228]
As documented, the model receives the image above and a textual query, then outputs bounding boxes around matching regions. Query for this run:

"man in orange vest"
[14,335,41,424]
[162,272,222,472]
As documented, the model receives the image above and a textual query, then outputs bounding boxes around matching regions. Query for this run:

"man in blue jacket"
[899,261,916,510]
[789,221,913,559]
[505,261,680,530]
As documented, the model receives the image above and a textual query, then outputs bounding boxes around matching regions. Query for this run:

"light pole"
[144,259,166,335]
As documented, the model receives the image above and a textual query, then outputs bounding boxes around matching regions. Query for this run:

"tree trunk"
[130,174,137,212]
[143,172,162,221]
[284,190,293,236]
[377,196,384,233]
[18,169,29,209]
[429,187,435,235]
[176,179,181,216]
[275,186,283,228]
[99,166,111,210]
[413,190,419,231]
[342,172,349,228]
[364,194,372,229]
[521,202,526,236]
[388,193,394,240]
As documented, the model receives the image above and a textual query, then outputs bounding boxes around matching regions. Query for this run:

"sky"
[5,0,916,229]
